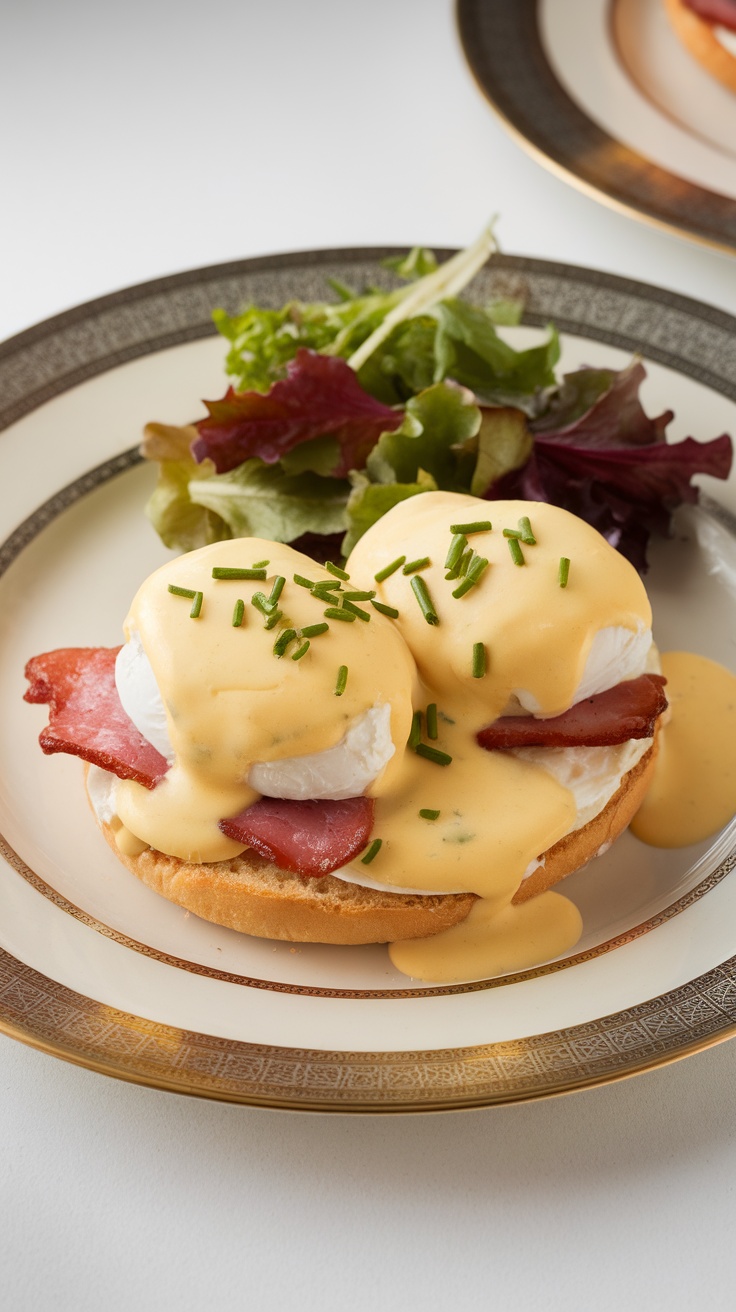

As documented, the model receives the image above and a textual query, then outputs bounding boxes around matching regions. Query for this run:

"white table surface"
[3,2,736,1308]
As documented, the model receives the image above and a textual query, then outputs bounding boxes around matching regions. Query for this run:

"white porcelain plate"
[457,0,736,254]
[1,249,735,1110]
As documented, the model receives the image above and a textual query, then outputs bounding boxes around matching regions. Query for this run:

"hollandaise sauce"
[630,652,736,849]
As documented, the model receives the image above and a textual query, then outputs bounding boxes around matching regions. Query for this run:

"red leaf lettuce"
[192,348,402,477]
[486,362,732,571]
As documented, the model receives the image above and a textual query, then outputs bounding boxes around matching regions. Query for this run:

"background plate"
[456,0,736,255]
[1,249,735,1110]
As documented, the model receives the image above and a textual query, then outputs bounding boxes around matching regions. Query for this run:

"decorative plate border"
[4,944,736,1110]
[1,248,735,1105]
[455,0,736,256]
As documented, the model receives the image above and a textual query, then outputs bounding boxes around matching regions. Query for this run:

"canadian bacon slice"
[476,674,668,750]
[24,647,168,789]
[220,795,374,877]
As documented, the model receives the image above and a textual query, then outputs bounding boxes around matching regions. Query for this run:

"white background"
[3,1,736,1308]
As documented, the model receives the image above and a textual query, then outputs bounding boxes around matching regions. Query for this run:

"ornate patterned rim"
[1,247,735,1107]
[455,0,736,256]
[3,945,736,1110]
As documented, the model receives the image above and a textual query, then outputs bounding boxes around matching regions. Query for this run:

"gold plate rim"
[4,944,736,1111]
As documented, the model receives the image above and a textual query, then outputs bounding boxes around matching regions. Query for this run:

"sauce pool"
[631,651,736,848]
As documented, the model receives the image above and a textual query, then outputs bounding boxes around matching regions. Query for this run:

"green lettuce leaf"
[142,424,230,551]
[355,315,438,404]
[342,471,436,556]
[366,381,480,489]
[279,435,342,477]
[433,298,559,402]
[145,461,230,553]
[187,458,350,543]
[469,407,534,496]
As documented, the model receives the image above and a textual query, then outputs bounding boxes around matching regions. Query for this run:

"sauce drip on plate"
[631,651,736,848]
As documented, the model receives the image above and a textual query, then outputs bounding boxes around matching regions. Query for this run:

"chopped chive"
[507,537,525,566]
[312,578,341,591]
[212,567,267,580]
[293,573,317,589]
[374,555,405,582]
[273,628,297,656]
[232,599,245,627]
[411,576,439,626]
[445,546,473,581]
[558,557,571,588]
[269,575,286,603]
[402,556,431,575]
[453,548,474,579]
[419,809,440,821]
[168,584,197,599]
[341,599,370,622]
[444,533,467,571]
[251,591,277,616]
[342,589,376,601]
[415,743,452,766]
[518,516,536,545]
[301,622,329,638]
[189,591,203,619]
[264,608,283,630]
[325,561,350,580]
[292,640,310,661]
[452,577,476,599]
[311,582,342,602]
[324,606,356,622]
[426,703,438,740]
[251,559,270,569]
[468,555,489,582]
[361,838,383,865]
[449,520,492,534]
[451,557,489,599]
[371,600,399,619]
[503,528,522,539]
[472,642,486,678]
[408,710,423,749]
[335,665,348,696]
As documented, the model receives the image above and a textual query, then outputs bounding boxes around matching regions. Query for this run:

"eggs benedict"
[24,495,669,982]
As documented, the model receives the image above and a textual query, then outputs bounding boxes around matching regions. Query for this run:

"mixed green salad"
[143,227,732,573]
